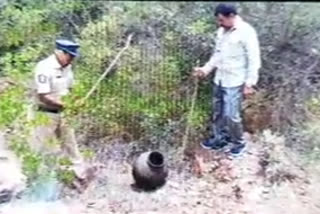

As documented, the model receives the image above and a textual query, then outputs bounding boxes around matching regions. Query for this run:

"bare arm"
[193,29,221,77]
[201,54,219,75]
[38,94,64,110]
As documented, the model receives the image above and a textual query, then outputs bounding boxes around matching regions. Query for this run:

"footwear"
[228,143,246,157]
[201,137,228,151]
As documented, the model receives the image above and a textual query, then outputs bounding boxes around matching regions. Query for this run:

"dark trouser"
[211,83,244,145]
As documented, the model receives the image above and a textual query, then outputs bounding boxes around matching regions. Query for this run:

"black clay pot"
[132,151,168,191]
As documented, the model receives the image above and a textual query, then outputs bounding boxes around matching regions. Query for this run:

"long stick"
[83,33,134,101]
[181,77,199,154]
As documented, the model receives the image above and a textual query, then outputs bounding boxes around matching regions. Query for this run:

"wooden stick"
[83,33,135,101]
[181,77,199,155]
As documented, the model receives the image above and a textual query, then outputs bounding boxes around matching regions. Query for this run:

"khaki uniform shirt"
[33,54,74,108]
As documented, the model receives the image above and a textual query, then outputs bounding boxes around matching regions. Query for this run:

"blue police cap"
[55,39,80,57]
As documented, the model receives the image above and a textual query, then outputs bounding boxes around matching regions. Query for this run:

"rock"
[0,132,26,203]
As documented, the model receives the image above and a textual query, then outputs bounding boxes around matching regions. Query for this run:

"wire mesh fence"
[63,1,215,145]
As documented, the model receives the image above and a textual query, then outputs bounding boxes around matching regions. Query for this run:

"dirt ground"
[59,130,320,214]
[1,130,319,214]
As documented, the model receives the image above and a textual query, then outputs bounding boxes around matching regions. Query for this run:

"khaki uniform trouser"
[27,110,82,163]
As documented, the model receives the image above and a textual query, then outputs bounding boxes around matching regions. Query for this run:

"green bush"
[0,86,26,128]
[0,5,56,49]
[0,43,48,78]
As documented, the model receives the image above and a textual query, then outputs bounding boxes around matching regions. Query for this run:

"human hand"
[192,67,208,79]
[243,85,256,98]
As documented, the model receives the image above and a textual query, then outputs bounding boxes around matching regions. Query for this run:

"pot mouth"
[147,151,165,168]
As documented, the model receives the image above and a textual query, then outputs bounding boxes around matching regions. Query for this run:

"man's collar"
[231,15,243,30]
[49,54,63,69]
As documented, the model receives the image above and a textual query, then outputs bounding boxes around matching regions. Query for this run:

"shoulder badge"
[37,74,47,83]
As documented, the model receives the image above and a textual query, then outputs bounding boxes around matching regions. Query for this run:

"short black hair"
[214,3,237,17]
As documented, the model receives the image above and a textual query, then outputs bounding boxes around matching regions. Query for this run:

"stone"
[0,132,26,203]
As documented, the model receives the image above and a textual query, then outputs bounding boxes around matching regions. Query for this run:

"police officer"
[30,39,82,163]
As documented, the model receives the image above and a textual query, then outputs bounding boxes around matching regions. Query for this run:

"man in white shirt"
[193,3,261,157]
[30,39,82,163]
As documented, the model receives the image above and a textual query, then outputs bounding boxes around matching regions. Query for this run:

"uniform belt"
[37,106,62,114]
